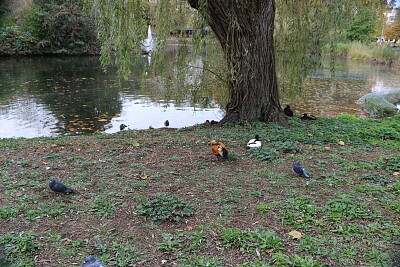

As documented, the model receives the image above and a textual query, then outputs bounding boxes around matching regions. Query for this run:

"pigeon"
[119,124,127,131]
[292,162,310,178]
[301,113,317,120]
[247,135,262,148]
[164,120,169,127]
[284,105,294,117]
[49,179,75,194]
[82,256,106,267]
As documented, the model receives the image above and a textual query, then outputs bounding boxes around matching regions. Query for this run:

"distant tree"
[346,8,377,42]
[384,23,400,41]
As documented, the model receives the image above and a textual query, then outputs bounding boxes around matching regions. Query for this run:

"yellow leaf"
[131,141,140,147]
[338,140,345,146]
[324,146,331,151]
[140,174,148,179]
[288,230,302,240]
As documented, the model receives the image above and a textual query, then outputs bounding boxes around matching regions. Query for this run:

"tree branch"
[187,64,227,83]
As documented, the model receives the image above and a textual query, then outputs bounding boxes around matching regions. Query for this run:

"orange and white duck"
[210,140,228,160]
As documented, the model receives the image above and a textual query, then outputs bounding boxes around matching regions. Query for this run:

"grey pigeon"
[292,162,310,178]
[49,179,75,194]
[82,256,106,267]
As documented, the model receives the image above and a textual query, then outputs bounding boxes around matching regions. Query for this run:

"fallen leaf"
[338,140,345,146]
[186,226,193,231]
[131,141,140,147]
[394,172,400,176]
[288,230,302,240]
[265,249,274,253]
[146,162,154,165]
[140,174,148,179]
[324,146,331,151]
[307,133,313,137]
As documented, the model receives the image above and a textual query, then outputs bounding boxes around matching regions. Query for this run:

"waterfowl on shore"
[119,124,127,131]
[210,140,228,160]
[301,113,317,120]
[164,120,169,127]
[247,135,262,148]
[284,105,294,117]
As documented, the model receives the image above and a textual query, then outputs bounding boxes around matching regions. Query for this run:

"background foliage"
[0,0,98,55]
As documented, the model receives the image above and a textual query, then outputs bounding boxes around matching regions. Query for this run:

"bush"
[0,26,36,55]
[38,1,98,54]
[137,194,195,223]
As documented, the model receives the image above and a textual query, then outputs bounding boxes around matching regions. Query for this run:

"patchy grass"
[0,114,399,266]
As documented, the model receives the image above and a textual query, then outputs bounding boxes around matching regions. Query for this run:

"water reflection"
[0,56,399,138]
[0,55,222,138]
[284,59,400,118]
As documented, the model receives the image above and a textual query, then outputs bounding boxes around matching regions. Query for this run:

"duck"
[164,120,169,127]
[301,113,317,120]
[210,140,228,160]
[247,135,262,148]
[210,120,219,125]
[292,161,310,178]
[284,105,294,117]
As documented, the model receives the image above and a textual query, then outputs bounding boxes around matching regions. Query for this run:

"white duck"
[247,135,262,148]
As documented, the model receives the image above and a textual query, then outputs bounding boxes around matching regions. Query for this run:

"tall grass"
[328,41,400,65]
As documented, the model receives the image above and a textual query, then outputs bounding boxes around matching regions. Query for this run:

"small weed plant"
[137,194,195,223]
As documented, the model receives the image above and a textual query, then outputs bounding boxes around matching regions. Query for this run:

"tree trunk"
[188,0,287,124]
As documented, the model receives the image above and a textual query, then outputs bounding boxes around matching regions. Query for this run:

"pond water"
[0,55,399,138]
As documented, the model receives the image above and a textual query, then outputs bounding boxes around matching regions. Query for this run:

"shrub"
[38,1,98,54]
[0,26,36,55]
[137,194,195,223]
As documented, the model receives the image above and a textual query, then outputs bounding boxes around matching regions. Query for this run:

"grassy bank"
[1,115,399,266]
[331,41,400,65]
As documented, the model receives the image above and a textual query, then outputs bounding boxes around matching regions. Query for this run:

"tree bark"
[188,0,287,124]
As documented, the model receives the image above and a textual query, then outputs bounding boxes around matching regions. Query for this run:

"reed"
[328,41,400,65]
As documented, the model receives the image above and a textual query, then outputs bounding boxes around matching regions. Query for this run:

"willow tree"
[93,0,389,124]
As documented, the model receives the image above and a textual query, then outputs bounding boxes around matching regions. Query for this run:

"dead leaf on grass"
[288,230,302,240]
[393,172,400,176]
[140,173,148,179]
[131,141,140,147]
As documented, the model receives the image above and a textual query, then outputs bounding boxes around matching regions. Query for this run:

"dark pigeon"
[284,105,294,117]
[119,124,127,131]
[301,113,317,120]
[49,179,75,194]
[82,256,106,267]
[292,162,310,178]
[164,120,169,127]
